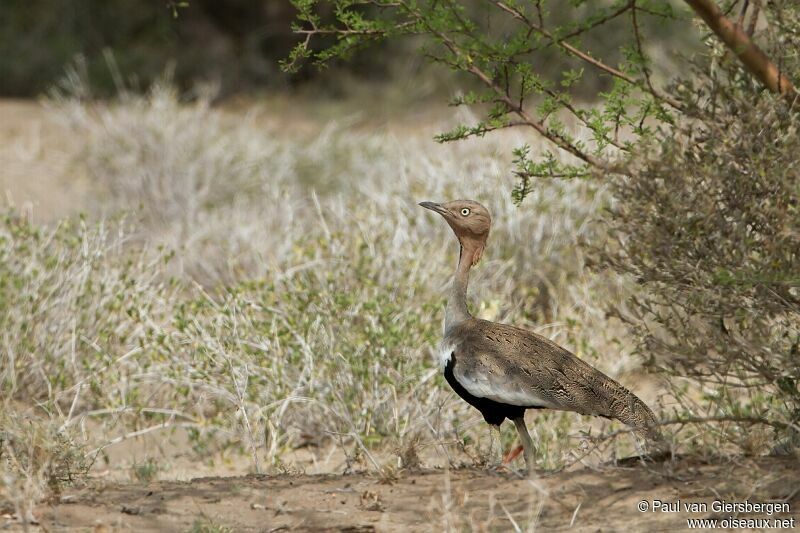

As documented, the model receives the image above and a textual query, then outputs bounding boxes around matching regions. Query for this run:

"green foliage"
[132,457,161,482]
[286,0,692,197]
[511,146,590,204]
[0,212,174,405]
[601,87,800,448]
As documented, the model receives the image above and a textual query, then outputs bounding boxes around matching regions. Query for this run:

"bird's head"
[419,199,491,266]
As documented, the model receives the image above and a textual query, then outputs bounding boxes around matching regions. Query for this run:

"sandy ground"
[14,456,797,532]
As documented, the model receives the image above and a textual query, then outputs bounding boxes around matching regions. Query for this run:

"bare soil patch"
[20,456,798,532]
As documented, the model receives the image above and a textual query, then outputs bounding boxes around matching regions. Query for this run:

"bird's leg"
[488,425,504,468]
[512,417,537,477]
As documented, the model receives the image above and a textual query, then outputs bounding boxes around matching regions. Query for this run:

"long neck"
[445,242,473,332]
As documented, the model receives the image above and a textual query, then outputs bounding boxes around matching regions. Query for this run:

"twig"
[492,1,683,110]
[631,4,658,99]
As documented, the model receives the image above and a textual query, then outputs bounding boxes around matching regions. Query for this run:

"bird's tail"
[617,392,667,451]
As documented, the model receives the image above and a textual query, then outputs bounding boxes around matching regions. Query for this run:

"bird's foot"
[486,463,510,475]
[502,445,524,464]
[485,446,531,477]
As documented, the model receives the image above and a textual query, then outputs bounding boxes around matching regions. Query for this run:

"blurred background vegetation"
[0,0,412,97]
[0,0,690,99]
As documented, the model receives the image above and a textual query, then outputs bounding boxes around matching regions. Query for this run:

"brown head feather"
[419,200,491,265]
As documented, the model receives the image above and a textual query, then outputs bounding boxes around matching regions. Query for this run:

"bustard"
[420,199,663,475]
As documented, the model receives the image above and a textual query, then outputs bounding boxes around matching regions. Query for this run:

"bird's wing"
[447,319,658,429]
[449,340,560,409]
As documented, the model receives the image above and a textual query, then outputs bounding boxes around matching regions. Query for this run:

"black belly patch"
[444,353,539,426]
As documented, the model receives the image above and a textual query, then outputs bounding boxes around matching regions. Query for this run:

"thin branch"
[556,1,636,43]
[493,1,683,110]
[737,0,750,29]
[521,1,636,56]
[746,1,760,37]
[589,414,790,443]
[663,414,789,430]
[295,20,415,35]
[401,1,620,172]
[515,171,590,180]
[468,62,616,170]
[631,4,658,99]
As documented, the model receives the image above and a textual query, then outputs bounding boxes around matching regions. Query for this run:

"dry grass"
[1,85,654,516]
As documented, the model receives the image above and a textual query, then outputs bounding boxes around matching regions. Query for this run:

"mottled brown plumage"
[446,319,661,438]
[420,199,663,475]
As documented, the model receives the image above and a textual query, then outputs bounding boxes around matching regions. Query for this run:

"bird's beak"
[419,201,448,216]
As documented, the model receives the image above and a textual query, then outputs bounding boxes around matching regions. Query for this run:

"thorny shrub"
[601,57,800,453]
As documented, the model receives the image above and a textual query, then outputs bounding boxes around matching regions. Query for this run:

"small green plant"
[132,457,161,483]
[0,414,90,522]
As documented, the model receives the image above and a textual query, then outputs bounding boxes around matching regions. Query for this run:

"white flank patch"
[458,374,557,409]
[437,341,456,367]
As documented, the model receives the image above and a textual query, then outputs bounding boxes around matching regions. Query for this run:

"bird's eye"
[460,208,470,216]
